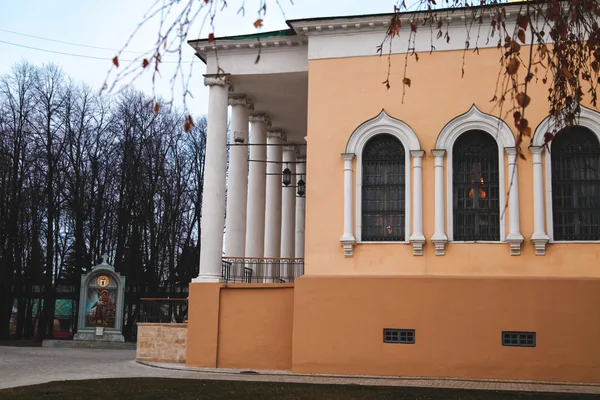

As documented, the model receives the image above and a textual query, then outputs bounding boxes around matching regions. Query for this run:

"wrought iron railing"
[221,257,304,283]
[139,298,188,323]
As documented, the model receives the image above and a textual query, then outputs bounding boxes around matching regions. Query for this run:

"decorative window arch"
[531,106,600,251]
[432,105,521,255]
[340,110,423,257]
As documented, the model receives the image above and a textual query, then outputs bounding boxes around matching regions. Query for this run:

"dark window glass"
[453,130,500,241]
[362,134,405,241]
[551,126,600,240]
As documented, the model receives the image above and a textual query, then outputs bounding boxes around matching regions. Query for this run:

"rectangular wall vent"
[383,329,415,344]
[502,331,536,347]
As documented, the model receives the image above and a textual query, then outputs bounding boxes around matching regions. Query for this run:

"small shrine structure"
[73,254,126,342]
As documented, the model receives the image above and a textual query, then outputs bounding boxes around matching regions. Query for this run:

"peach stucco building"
[151,3,600,383]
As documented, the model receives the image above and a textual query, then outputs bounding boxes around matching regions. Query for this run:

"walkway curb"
[136,360,600,394]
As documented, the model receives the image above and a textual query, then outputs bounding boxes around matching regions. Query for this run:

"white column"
[264,131,285,264]
[224,95,251,259]
[281,145,296,259]
[295,155,306,259]
[431,149,447,256]
[530,146,549,255]
[505,147,524,255]
[245,114,269,259]
[195,75,230,282]
[409,151,425,255]
[340,153,356,257]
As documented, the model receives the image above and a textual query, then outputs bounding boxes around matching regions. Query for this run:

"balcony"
[221,257,304,283]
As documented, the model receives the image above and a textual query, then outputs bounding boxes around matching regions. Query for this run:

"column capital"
[249,113,271,126]
[410,150,425,158]
[504,147,520,156]
[431,149,446,158]
[228,94,254,110]
[203,74,232,89]
[267,130,286,141]
[341,153,355,161]
[529,145,545,155]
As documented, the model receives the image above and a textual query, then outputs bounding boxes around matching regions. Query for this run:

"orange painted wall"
[292,276,600,383]
[305,47,600,277]
[217,285,294,370]
[186,283,294,370]
[186,283,221,368]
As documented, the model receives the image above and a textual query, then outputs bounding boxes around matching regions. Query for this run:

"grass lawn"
[1,378,599,400]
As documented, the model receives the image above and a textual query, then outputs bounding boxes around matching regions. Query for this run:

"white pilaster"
[295,156,306,259]
[505,147,524,255]
[245,114,270,259]
[530,146,549,255]
[195,75,231,282]
[224,95,252,258]
[409,150,426,256]
[340,153,356,257]
[281,145,297,259]
[431,149,448,256]
[264,130,285,262]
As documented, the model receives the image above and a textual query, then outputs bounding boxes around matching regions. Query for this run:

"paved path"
[2,346,600,395]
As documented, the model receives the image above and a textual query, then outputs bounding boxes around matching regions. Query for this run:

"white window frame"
[435,105,514,243]
[532,106,600,244]
[346,110,421,244]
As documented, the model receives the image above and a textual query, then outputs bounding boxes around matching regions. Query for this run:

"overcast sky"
[0,1,395,117]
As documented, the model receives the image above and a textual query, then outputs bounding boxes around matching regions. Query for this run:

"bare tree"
[0,60,209,340]
[0,62,37,339]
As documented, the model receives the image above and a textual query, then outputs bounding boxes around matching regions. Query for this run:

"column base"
[431,234,447,256]
[506,233,524,256]
[339,235,356,258]
[531,235,549,256]
[192,273,224,283]
[409,234,426,256]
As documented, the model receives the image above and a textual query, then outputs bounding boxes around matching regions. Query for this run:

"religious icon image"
[85,288,116,328]
[97,275,110,288]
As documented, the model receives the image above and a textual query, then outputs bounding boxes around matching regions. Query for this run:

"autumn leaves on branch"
[105,0,600,144]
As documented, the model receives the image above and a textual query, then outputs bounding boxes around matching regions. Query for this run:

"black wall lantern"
[297,177,306,197]
[282,166,292,186]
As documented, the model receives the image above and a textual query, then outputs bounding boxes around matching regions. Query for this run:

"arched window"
[551,126,600,240]
[361,134,406,241]
[452,130,500,241]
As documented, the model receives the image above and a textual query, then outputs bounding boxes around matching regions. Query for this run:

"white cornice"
[290,17,392,37]
[190,35,306,59]
[288,3,532,38]
[190,3,568,62]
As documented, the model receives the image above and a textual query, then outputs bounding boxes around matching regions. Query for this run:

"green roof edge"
[188,28,295,45]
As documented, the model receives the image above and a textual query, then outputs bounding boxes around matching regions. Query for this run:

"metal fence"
[221,257,304,283]
[138,298,188,323]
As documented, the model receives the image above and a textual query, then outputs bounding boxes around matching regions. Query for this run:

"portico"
[189,33,308,283]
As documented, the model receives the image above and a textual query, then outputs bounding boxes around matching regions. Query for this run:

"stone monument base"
[74,329,125,343]
[43,339,135,350]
